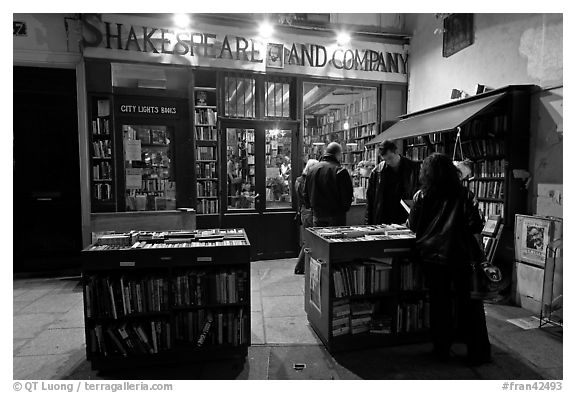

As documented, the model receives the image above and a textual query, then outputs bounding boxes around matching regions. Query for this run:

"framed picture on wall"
[443,14,474,58]
[266,43,285,69]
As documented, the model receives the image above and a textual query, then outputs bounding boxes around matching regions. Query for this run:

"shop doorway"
[13,66,82,272]
[220,120,299,260]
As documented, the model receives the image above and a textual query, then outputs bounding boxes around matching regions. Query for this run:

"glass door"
[221,122,298,259]
[264,128,293,210]
[225,127,257,211]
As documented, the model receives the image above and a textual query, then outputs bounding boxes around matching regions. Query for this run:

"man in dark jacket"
[365,140,419,225]
[304,142,353,227]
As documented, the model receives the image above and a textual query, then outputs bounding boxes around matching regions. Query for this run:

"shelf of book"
[303,224,430,353]
[193,77,220,220]
[89,96,116,212]
[303,91,380,171]
[82,228,251,370]
[400,86,532,274]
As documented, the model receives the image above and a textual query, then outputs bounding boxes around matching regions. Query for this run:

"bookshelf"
[303,91,378,202]
[402,105,524,225]
[82,228,251,370]
[399,86,533,271]
[89,96,116,212]
[193,72,220,219]
[303,225,430,352]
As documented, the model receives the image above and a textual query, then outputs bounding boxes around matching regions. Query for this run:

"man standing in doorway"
[304,142,353,227]
[365,140,419,225]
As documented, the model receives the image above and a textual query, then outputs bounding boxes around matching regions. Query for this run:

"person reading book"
[365,140,419,225]
[407,153,491,366]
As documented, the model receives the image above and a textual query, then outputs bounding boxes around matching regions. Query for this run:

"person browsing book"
[293,159,319,275]
[304,142,353,227]
[365,140,419,225]
[407,153,491,366]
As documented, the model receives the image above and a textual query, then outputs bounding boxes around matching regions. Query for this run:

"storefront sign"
[120,104,177,115]
[117,97,181,119]
[82,14,409,83]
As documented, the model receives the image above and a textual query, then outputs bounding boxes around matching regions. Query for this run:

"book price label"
[119,261,136,267]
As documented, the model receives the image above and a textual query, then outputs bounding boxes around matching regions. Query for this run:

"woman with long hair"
[294,159,319,275]
[408,153,491,366]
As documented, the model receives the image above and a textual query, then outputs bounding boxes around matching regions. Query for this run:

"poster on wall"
[309,257,322,313]
[515,215,552,267]
[124,139,142,162]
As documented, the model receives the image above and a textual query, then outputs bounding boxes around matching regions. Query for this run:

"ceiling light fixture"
[173,14,190,29]
[336,31,351,46]
[259,21,274,38]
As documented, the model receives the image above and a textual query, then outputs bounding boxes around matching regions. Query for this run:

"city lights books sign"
[81,14,408,83]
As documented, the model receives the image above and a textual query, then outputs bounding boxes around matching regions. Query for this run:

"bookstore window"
[264,79,291,118]
[123,125,176,211]
[224,75,256,118]
[302,82,377,201]
[226,128,256,210]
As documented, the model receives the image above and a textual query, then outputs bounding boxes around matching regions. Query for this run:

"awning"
[368,92,507,145]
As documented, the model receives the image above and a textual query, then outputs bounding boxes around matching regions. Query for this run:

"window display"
[122,125,176,211]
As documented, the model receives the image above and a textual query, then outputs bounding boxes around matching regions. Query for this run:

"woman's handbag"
[465,234,503,300]
[470,260,503,300]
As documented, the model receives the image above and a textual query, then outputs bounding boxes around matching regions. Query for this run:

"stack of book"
[462,114,507,138]
[481,215,502,262]
[93,162,112,180]
[175,309,248,347]
[91,118,110,135]
[197,199,219,215]
[396,300,430,333]
[467,180,505,199]
[87,230,248,251]
[195,127,217,141]
[85,275,169,319]
[473,159,506,178]
[332,260,392,298]
[172,269,248,306]
[92,140,112,158]
[461,139,505,159]
[197,181,218,197]
[311,225,414,242]
[96,232,138,247]
[196,146,216,160]
[478,201,504,220]
[399,262,426,291]
[90,320,170,357]
[369,315,393,335]
[196,162,218,178]
[350,302,375,334]
[93,183,112,201]
[332,300,351,337]
[195,109,217,125]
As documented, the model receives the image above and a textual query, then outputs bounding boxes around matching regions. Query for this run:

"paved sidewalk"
[13,259,562,380]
